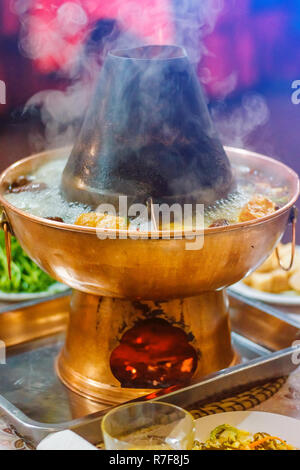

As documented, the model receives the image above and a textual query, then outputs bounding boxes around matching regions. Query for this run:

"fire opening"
[110,317,198,388]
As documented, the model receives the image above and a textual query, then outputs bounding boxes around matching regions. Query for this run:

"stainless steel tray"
[0,291,299,446]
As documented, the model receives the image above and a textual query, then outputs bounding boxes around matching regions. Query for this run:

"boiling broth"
[4,157,289,229]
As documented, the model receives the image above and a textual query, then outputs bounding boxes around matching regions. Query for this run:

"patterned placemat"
[189,377,286,419]
[0,419,33,450]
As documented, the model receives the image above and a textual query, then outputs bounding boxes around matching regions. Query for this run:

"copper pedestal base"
[56,289,236,404]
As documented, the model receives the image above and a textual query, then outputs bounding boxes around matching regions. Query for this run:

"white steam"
[10,0,269,153]
[211,93,270,148]
[174,0,224,63]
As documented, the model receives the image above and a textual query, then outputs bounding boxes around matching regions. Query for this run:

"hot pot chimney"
[61,45,234,208]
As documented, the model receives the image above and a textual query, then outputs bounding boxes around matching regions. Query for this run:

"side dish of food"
[194,411,300,450]
[193,424,295,450]
[243,243,300,294]
[0,231,67,297]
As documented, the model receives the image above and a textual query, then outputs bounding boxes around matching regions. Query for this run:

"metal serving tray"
[0,291,299,446]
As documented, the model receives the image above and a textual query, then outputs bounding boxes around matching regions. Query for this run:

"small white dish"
[37,430,96,451]
[229,281,300,306]
[230,245,300,306]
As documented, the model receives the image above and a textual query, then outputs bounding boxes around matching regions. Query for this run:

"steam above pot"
[61,45,234,207]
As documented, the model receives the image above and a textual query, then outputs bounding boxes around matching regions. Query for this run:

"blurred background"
[0,0,299,184]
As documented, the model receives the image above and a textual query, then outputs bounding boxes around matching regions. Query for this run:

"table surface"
[0,301,299,450]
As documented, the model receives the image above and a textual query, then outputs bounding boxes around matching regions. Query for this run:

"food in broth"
[4,157,289,230]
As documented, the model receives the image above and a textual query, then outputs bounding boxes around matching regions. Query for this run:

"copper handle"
[0,208,13,280]
[275,206,298,271]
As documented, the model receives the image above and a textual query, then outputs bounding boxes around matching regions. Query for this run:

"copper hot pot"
[0,146,298,403]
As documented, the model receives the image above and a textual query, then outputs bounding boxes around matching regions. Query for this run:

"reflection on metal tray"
[0,291,299,446]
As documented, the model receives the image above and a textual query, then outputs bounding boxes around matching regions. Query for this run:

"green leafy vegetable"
[0,231,56,293]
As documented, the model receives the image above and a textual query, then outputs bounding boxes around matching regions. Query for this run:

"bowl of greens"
[0,231,69,300]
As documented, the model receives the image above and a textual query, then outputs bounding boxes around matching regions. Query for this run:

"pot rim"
[0,146,298,238]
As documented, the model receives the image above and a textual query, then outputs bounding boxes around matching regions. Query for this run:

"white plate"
[195,411,300,448]
[229,281,300,306]
[229,245,300,306]
[0,282,70,301]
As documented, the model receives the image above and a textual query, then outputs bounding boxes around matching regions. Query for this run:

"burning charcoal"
[46,217,64,223]
[209,219,230,228]
[62,45,234,208]
[110,318,198,388]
